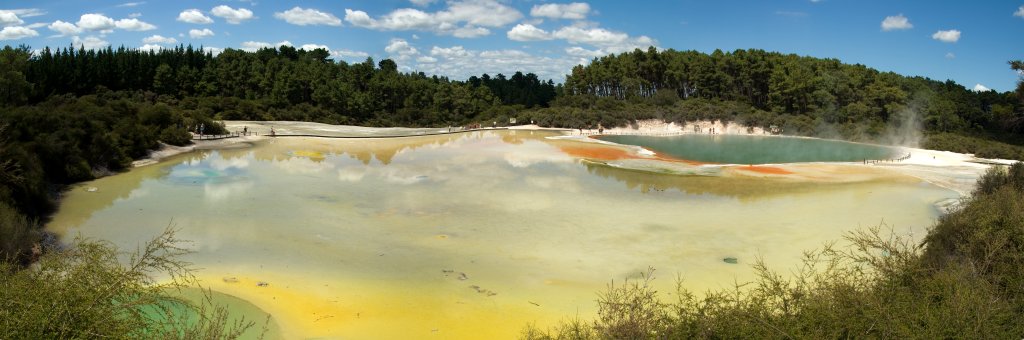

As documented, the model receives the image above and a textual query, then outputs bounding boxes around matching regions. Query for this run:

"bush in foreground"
[0,228,260,339]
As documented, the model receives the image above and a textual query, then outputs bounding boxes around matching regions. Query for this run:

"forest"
[0,42,1023,336]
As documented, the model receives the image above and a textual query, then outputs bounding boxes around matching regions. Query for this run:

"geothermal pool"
[47,130,958,339]
[598,134,898,164]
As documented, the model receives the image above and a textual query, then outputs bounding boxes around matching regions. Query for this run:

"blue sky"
[0,0,1022,91]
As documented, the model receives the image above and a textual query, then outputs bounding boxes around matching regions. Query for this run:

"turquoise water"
[598,135,898,164]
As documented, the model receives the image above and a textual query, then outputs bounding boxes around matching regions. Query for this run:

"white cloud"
[418,44,577,82]
[72,35,109,50]
[410,0,438,6]
[117,2,145,7]
[211,5,254,24]
[203,46,223,55]
[552,25,655,53]
[565,46,604,58]
[114,18,156,31]
[331,49,369,60]
[430,45,471,58]
[128,13,142,18]
[139,44,162,52]
[1015,6,1024,18]
[77,13,116,31]
[507,23,552,41]
[932,29,960,43]
[240,40,292,52]
[143,34,177,44]
[973,84,991,92]
[530,3,591,20]
[453,26,489,38]
[344,0,522,38]
[178,9,214,24]
[0,26,38,40]
[48,20,82,36]
[945,52,955,59]
[26,23,45,29]
[0,9,45,20]
[0,11,23,26]
[881,14,912,31]
[385,38,420,60]
[300,43,329,51]
[275,7,342,26]
[189,28,214,39]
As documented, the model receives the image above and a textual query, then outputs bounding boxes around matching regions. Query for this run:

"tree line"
[544,47,1023,139]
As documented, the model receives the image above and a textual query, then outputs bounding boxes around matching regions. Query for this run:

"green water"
[598,134,898,164]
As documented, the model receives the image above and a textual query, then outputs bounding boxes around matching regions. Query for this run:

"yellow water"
[47,131,958,339]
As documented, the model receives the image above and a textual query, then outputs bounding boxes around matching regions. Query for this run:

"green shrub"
[0,202,38,266]
[0,228,260,338]
[159,126,193,147]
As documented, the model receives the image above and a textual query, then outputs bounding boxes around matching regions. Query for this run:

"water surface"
[47,131,955,339]
[598,134,898,164]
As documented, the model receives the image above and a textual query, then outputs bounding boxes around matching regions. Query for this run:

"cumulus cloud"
[178,9,214,24]
[932,29,960,43]
[0,26,38,40]
[77,13,116,31]
[385,38,419,61]
[453,26,489,38]
[331,49,370,60]
[344,0,522,38]
[114,18,156,31]
[240,40,292,52]
[143,34,177,44]
[189,28,214,39]
[530,3,591,20]
[881,14,912,31]
[1016,6,1024,18]
[275,7,342,26]
[72,35,109,50]
[410,0,438,6]
[203,46,223,55]
[300,43,329,51]
[973,84,991,92]
[507,23,552,41]
[416,43,579,82]
[505,22,653,53]
[211,5,254,24]
[48,20,82,36]
[0,11,23,26]
[565,46,605,58]
[0,9,45,25]
[553,25,655,53]
[139,44,162,52]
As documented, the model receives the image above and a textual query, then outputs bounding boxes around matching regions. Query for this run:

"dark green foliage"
[525,163,1024,339]
[0,202,39,266]
[923,133,1024,160]
[549,48,1024,154]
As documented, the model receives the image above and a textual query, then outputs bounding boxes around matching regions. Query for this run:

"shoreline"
[128,119,1018,198]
